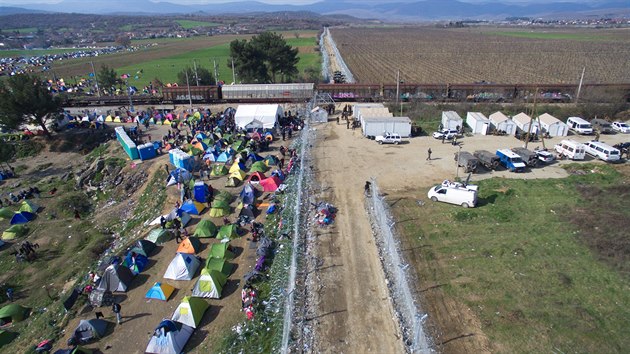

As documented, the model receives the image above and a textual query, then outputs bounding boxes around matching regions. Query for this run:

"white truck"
[375,132,402,145]
[427,180,478,208]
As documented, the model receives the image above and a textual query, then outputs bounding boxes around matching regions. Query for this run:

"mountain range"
[1,0,629,20]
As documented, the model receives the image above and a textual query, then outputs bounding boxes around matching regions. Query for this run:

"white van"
[428,180,478,208]
[566,117,593,135]
[554,139,586,160]
[583,141,621,162]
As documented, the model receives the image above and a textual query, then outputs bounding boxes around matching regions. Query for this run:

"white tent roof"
[489,111,510,124]
[145,321,194,354]
[538,113,562,126]
[234,104,282,129]
[164,253,200,281]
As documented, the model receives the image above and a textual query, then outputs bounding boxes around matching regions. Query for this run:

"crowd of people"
[0,186,40,208]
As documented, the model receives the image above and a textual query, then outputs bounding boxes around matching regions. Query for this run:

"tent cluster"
[1,200,40,240]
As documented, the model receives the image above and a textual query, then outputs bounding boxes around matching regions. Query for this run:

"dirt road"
[309,112,630,352]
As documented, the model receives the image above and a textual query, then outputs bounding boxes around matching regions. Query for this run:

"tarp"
[234,104,282,129]
[193,220,217,238]
[123,252,149,275]
[217,224,238,240]
[180,200,205,216]
[145,282,176,301]
[97,264,133,292]
[192,268,227,299]
[176,237,202,254]
[171,296,209,328]
[2,224,28,240]
[129,239,156,258]
[9,211,36,225]
[166,168,193,187]
[209,242,235,260]
[205,257,233,276]
[146,228,172,245]
[72,319,108,343]
[260,176,282,192]
[19,200,40,213]
[239,183,256,205]
[145,320,193,354]
[164,253,200,281]
[0,304,29,324]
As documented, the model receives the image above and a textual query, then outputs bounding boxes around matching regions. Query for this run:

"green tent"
[194,220,218,238]
[213,191,233,204]
[0,208,13,220]
[0,330,16,347]
[0,304,29,324]
[192,268,227,299]
[249,161,268,173]
[145,228,172,245]
[129,239,156,258]
[209,242,234,260]
[231,140,245,152]
[2,225,28,240]
[19,200,40,213]
[208,200,230,218]
[205,257,233,276]
[171,296,209,328]
[216,224,238,240]
[210,164,229,177]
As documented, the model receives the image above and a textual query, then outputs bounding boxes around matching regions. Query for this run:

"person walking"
[426,148,432,161]
[112,302,122,324]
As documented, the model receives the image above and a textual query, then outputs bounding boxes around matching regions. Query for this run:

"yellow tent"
[229,170,246,181]
[105,115,113,122]
[113,116,122,123]
[229,162,244,174]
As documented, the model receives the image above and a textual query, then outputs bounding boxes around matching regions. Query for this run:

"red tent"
[260,176,282,192]
[248,172,266,183]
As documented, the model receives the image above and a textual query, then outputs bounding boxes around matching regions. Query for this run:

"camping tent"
[2,225,28,240]
[19,200,40,213]
[122,252,149,275]
[166,168,193,187]
[247,172,265,183]
[145,282,176,301]
[260,176,282,192]
[164,253,200,281]
[249,161,268,173]
[9,211,36,225]
[234,104,282,129]
[176,237,202,254]
[229,162,246,174]
[146,229,172,245]
[217,224,238,241]
[72,319,108,344]
[239,183,257,205]
[208,200,230,218]
[264,155,280,166]
[129,239,156,258]
[0,304,29,324]
[193,220,217,238]
[180,200,205,216]
[441,111,463,130]
[0,208,13,220]
[488,112,517,135]
[145,319,194,354]
[209,242,235,260]
[97,264,133,292]
[226,170,246,187]
[210,164,229,177]
[205,257,233,276]
[239,204,256,219]
[171,296,209,328]
[192,268,227,299]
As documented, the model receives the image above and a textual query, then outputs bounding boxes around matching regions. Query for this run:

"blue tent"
[216,152,231,163]
[196,133,207,140]
[180,200,204,215]
[239,183,256,205]
[203,151,218,162]
[167,168,193,187]
[10,211,36,225]
[271,169,285,181]
[247,153,264,162]
[123,252,149,275]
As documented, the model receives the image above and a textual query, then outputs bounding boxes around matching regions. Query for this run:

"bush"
[54,192,92,217]
[15,141,44,158]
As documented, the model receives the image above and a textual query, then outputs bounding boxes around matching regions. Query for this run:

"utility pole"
[575,67,585,104]
[231,58,236,84]
[524,87,538,150]
[185,70,193,110]
[213,58,219,85]
[456,145,462,180]
[193,59,199,86]
[395,69,400,106]
[90,61,101,97]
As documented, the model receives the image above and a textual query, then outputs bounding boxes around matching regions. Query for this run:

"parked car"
[612,121,630,133]
[375,132,402,145]
[566,116,593,135]
[535,150,555,163]
[496,148,526,172]
[432,129,458,140]
[583,141,621,162]
[591,119,613,134]
[427,180,478,208]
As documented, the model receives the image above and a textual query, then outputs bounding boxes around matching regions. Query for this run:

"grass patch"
[175,20,221,29]
[392,164,630,353]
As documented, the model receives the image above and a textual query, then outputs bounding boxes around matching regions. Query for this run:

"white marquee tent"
[234,104,283,129]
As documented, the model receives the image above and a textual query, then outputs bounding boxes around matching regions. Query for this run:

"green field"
[1,27,37,33]
[488,30,616,41]
[393,164,630,352]
[175,20,221,29]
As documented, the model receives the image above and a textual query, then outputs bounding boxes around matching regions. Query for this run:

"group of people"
[11,240,39,263]
[1,186,40,208]
[241,285,258,321]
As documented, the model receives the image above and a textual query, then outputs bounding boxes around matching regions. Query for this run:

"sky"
[0,0,610,4]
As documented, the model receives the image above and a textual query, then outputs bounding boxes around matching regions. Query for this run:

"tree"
[115,35,131,48]
[228,32,300,84]
[177,66,215,86]
[97,65,118,94]
[0,74,62,137]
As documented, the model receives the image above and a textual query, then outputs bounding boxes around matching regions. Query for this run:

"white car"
[535,150,555,163]
[612,121,630,133]
[375,133,402,145]
[432,129,458,140]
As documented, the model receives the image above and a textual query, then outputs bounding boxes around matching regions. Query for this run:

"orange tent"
[176,237,202,254]
[248,172,265,183]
